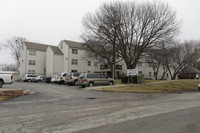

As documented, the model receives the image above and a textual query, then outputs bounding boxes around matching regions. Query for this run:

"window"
[71,59,78,65]
[28,70,35,74]
[29,50,36,56]
[87,70,91,73]
[71,70,78,72]
[73,73,80,77]
[139,71,143,74]
[88,61,91,66]
[101,75,107,78]
[94,61,98,67]
[72,49,78,54]
[94,71,101,73]
[29,60,36,65]
[87,73,93,78]
[149,72,152,77]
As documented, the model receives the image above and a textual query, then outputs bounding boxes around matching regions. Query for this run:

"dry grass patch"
[0,96,10,102]
[102,79,200,93]
[0,89,24,102]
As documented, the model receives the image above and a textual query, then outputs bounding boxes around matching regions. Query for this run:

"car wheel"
[88,82,94,87]
[0,80,3,88]
[109,81,114,85]
[74,80,78,86]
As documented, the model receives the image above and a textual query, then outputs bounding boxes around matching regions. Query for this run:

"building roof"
[63,40,86,49]
[181,66,200,74]
[50,46,63,55]
[24,42,49,51]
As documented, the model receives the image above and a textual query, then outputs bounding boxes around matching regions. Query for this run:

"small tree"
[162,41,200,80]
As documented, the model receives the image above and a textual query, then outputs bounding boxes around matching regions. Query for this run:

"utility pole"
[112,42,116,79]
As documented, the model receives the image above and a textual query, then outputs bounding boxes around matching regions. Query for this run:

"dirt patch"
[0,89,35,102]
[0,90,24,97]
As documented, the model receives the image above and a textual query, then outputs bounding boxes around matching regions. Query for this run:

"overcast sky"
[0,0,200,64]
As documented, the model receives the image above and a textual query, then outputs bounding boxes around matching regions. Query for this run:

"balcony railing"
[100,65,122,70]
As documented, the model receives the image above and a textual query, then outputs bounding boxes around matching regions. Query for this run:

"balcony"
[100,65,122,70]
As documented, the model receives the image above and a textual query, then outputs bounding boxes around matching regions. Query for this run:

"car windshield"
[73,73,80,77]
[79,73,86,78]
[66,73,72,77]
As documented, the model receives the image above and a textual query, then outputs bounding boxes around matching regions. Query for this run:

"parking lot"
[1,82,200,133]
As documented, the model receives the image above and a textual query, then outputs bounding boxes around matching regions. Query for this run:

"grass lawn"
[103,79,200,93]
[144,80,164,83]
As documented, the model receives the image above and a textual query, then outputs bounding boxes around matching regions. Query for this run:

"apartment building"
[19,42,48,77]
[18,40,170,80]
[58,40,100,74]
[18,40,101,77]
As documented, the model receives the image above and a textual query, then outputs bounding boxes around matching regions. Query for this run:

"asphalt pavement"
[1,82,200,133]
[76,106,200,133]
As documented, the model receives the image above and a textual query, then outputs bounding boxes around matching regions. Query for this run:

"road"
[1,82,200,133]
[76,106,200,133]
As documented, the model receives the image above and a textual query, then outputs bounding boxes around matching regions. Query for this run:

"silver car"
[78,73,114,88]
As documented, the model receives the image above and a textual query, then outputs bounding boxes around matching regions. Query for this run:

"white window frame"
[88,61,91,66]
[71,70,78,72]
[28,70,35,74]
[72,49,78,54]
[71,59,78,65]
[29,60,36,65]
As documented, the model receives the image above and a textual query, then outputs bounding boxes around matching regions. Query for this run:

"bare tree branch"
[81,1,181,73]
[1,36,28,66]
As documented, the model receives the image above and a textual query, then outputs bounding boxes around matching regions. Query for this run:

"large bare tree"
[82,1,181,78]
[1,36,27,67]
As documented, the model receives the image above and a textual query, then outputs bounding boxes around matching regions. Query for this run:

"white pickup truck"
[0,74,13,88]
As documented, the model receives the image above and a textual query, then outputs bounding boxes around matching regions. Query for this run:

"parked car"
[51,75,58,83]
[21,74,37,82]
[45,76,52,83]
[65,73,80,85]
[55,72,68,84]
[77,73,114,88]
[0,74,13,88]
[32,75,44,82]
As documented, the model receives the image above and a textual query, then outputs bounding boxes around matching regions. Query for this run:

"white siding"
[26,49,46,75]
[67,47,100,73]
[46,47,54,76]
[53,55,63,74]
[58,41,69,72]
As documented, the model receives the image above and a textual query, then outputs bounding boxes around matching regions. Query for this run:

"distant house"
[178,66,200,79]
